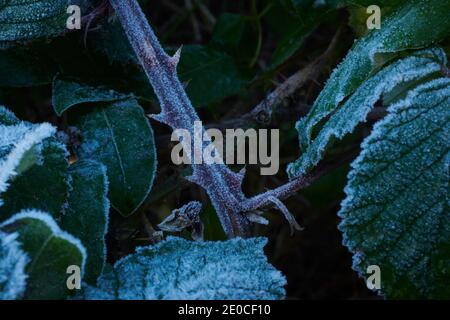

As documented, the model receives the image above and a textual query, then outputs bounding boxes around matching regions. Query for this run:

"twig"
[197,2,216,30]
[244,150,358,211]
[185,0,202,42]
[109,0,349,238]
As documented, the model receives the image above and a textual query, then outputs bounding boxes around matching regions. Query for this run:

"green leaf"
[60,160,109,284]
[0,118,69,221]
[338,78,450,299]
[0,105,19,125]
[287,48,446,178]
[0,210,86,300]
[296,0,450,152]
[269,3,328,67]
[0,230,29,300]
[80,237,286,300]
[0,135,69,222]
[0,0,70,46]
[211,13,248,52]
[52,75,133,116]
[73,98,157,216]
[178,45,250,107]
[87,20,137,65]
[210,13,257,65]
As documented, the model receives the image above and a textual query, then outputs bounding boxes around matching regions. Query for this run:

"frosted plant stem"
[109,0,347,238]
[109,0,251,237]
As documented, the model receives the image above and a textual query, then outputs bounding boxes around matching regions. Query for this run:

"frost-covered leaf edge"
[0,230,29,300]
[295,0,450,152]
[287,47,447,178]
[79,236,287,300]
[62,159,110,284]
[0,122,56,206]
[337,77,450,298]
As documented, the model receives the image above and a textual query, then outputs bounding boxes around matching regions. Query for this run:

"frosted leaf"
[0,117,69,221]
[0,209,87,299]
[0,121,56,208]
[0,105,19,125]
[338,78,450,299]
[73,98,157,216]
[60,160,110,284]
[81,237,286,300]
[0,0,70,46]
[287,48,446,178]
[296,0,450,152]
[0,231,29,300]
[52,75,133,116]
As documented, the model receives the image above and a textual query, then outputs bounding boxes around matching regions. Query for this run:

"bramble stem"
[109,0,250,237]
[109,0,347,238]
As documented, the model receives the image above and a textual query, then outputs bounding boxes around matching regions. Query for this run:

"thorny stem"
[110,0,347,238]
[110,0,251,237]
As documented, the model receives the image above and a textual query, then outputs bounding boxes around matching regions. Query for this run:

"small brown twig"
[185,0,202,42]
[219,27,343,129]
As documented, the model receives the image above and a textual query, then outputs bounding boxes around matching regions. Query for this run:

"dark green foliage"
[294,0,450,157]
[0,211,86,299]
[52,76,133,116]
[72,99,157,216]
[178,45,250,107]
[339,78,450,298]
[0,138,69,221]
[0,0,449,301]
[60,160,109,284]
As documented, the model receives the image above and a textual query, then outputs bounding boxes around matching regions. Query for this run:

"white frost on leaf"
[81,237,286,300]
[338,77,450,298]
[287,48,446,178]
[0,209,88,276]
[0,122,56,206]
[0,231,29,300]
[0,0,70,46]
[0,105,19,125]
